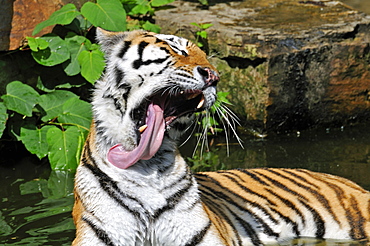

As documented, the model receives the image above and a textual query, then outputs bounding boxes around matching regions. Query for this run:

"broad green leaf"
[2,81,40,117]
[47,126,82,170]
[81,0,127,31]
[38,90,78,122]
[26,37,49,52]
[65,15,92,33]
[77,49,105,83]
[129,4,150,15]
[142,21,161,33]
[151,0,175,7]
[20,125,53,159]
[32,34,70,66]
[32,4,81,35]
[0,102,7,137]
[58,97,92,130]
[63,33,91,76]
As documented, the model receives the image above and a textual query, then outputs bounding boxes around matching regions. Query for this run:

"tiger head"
[92,29,219,169]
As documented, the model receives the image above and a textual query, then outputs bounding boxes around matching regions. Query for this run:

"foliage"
[187,149,225,172]
[1,81,91,170]
[0,0,175,170]
[190,22,213,50]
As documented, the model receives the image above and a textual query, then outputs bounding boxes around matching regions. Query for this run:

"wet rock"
[156,0,370,132]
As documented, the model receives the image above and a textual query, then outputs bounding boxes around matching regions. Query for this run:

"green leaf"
[77,49,105,83]
[27,37,49,52]
[151,0,175,7]
[2,81,40,117]
[58,97,92,130]
[31,34,70,66]
[198,30,208,39]
[32,4,81,35]
[129,4,150,15]
[190,22,202,28]
[20,125,54,159]
[0,102,7,137]
[197,0,208,5]
[142,21,161,33]
[38,90,78,122]
[63,33,91,76]
[47,126,82,170]
[81,0,127,31]
[200,23,213,29]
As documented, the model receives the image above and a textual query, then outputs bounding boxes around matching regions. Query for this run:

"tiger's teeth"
[139,125,148,133]
[197,98,205,109]
[187,94,198,100]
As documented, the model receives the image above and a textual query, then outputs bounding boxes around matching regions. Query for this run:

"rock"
[156,0,370,133]
[0,0,87,51]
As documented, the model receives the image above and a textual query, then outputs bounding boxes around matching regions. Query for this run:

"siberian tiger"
[72,29,370,246]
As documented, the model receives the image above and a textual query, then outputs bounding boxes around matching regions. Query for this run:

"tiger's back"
[196,168,370,245]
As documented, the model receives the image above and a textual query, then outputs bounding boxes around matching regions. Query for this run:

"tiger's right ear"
[96,28,127,55]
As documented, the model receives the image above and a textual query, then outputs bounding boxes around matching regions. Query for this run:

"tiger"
[72,28,370,246]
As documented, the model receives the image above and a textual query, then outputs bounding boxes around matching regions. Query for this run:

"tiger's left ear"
[96,28,127,55]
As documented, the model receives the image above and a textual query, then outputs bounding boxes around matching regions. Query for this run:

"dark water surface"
[0,124,369,245]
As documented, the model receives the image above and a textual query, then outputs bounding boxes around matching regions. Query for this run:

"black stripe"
[133,41,149,69]
[200,190,243,245]
[348,195,367,239]
[102,92,125,116]
[236,169,270,186]
[184,221,212,246]
[81,146,147,224]
[133,41,170,69]
[82,216,115,246]
[267,169,340,224]
[252,170,307,201]
[195,173,279,238]
[299,200,326,238]
[153,176,195,218]
[232,211,262,246]
[224,172,299,237]
[223,172,277,207]
[118,83,132,102]
[117,41,131,58]
[266,187,305,228]
[114,65,125,86]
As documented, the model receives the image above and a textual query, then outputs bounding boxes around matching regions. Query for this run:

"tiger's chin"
[107,89,208,169]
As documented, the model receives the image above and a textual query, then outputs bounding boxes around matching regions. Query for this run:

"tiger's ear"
[96,28,127,55]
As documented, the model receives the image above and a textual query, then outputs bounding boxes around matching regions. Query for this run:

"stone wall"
[156,0,370,132]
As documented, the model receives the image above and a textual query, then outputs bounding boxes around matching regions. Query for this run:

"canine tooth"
[187,94,198,100]
[197,98,205,109]
[139,125,148,133]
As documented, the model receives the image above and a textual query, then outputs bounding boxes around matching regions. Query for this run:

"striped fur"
[73,29,370,245]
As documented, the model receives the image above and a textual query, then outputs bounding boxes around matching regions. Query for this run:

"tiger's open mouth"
[139,89,205,132]
[107,89,206,169]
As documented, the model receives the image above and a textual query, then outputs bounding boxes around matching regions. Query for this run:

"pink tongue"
[107,103,165,169]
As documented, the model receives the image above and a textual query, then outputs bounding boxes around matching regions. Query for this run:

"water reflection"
[0,124,369,245]
[0,155,75,245]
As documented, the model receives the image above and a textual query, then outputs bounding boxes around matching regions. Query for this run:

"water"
[0,124,369,245]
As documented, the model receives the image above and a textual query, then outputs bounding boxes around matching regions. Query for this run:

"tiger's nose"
[197,67,219,88]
